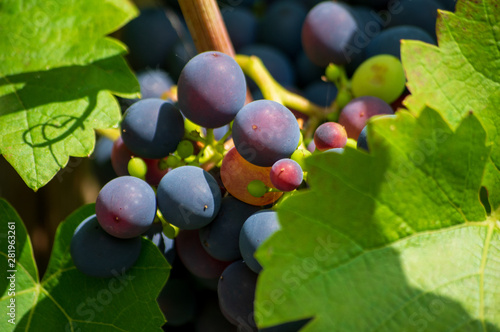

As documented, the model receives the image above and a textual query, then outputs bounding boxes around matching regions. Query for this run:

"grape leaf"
[254,108,500,331]
[0,200,170,331]
[0,0,140,190]
[401,0,500,208]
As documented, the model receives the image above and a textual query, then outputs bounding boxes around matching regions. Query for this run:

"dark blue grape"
[121,98,184,159]
[142,222,175,265]
[295,51,324,88]
[157,166,222,230]
[177,51,247,128]
[303,81,338,107]
[199,196,261,261]
[257,0,307,57]
[195,295,238,332]
[301,2,360,66]
[136,69,174,99]
[366,25,436,60]
[240,44,296,91]
[232,100,301,167]
[166,37,197,82]
[95,176,156,239]
[218,260,258,329]
[357,125,369,152]
[157,278,197,326]
[121,7,180,70]
[222,7,258,52]
[386,0,441,40]
[239,210,281,273]
[70,215,142,278]
[436,0,456,11]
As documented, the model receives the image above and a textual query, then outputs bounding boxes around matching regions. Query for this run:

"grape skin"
[239,210,281,273]
[232,100,300,167]
[95,176,156,239]
[70,215,142,278]
[177,51,247,128]
[121,98,184,159]
[157,166,222,230]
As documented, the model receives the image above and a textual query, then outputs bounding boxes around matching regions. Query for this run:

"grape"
[95,176,156,239]
[121,7,180,70]
[240,44,296,91]
[239,210,281,273]
[338,96,394,140]
[176,140,194,159]
[177,51,247,128]
[199,196,261,262]
[247,180,268,198]
[142,222,175,265]
[121,98,184,159]
[127,157,147,180]
[222,7,257,52]
[70,215,142,278]
[303,81,338,107]
[313,122,348,151]
[220,147,283,206]
[257,0,307,57]
[157,278,197,326]
[166,37,197,82]
[301,1,360,66]
[157,166,222,230]
[176,229,232,279]
[351,55,406,104]
[136,68,174,99]
[386,0,441,40]
[366,26,436,60]
[195,295,238,332]
[290,148,312,170]
[218,260,259,329]
[296,51,325,88]
[270,159,303,192]
[111,136,169,186]
[357,125,369,152]
[232,100,300,167]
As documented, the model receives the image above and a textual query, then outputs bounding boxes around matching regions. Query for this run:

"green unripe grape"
[176,140,194,159]
[127,157,147,180]
[351,55,406,104]
[247,180,268,198]
[163,222,180,239]
[166,155,181,168]
[291,149,312,171]
[297,132,304,148]
[325,63,341,82]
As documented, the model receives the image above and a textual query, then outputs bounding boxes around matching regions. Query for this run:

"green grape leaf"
[0,200,170,331]
[401,0,500,208]
[0,0,140,190]
[255,108,500,331]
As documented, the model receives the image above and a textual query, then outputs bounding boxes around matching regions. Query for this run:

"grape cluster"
[82,0,453,330]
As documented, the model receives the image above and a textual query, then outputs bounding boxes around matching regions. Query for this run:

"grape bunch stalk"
[69,0,449,330]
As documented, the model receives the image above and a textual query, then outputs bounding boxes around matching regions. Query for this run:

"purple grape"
[302,2,360,66]
[121,98,184,159]
[232,100,300,167]
[270,159,303,192]
[338,96,393,140]
[313,122,348,151]
[95,176,156,239]
[70,215,142,278]
[239,210,281,273]
[177,51,247,128]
